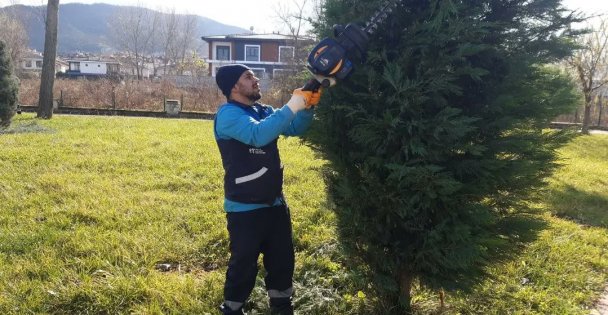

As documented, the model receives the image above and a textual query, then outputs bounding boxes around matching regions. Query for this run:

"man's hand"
[308,89,322,107]
[293,88,323,109]
[286,90,306,113]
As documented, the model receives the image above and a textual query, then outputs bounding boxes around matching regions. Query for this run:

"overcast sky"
[0,0,300,33]
[1,0,607,33]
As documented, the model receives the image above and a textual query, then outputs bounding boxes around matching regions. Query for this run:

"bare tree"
[274,0,312,52]
[37,0,59,119]
[598,90,606,126]
[0,12,28,72]
[171,14,197,75]
[569,18,608,134]
[147,9,161,78]
[157,7,178,76]
[109,4,158,80]
[272,0,319,101]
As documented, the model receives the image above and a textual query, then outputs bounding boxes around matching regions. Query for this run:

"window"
[250,68,267,79]
[245,45,260,62]
[273,68,296,79]
[216,45,230,60]
[107,64,119,73]
[35,61,43,68]
[72,63,80,71]
[25,60,32,67]
[279,46,295,63]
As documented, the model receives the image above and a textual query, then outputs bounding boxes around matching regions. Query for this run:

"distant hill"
[0,3,248,54]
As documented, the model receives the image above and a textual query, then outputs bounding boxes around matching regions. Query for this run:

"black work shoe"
[269,297,294,315]
[219,303,246,315]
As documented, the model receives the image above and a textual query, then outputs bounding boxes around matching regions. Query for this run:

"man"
[214,64,323,315]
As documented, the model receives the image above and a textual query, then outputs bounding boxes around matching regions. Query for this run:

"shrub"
[0,40,19,128]
[307,0,581,312]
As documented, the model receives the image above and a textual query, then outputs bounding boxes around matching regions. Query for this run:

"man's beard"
[246,90,262,102]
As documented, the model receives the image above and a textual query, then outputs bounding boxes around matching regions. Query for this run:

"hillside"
[0,3,248,54]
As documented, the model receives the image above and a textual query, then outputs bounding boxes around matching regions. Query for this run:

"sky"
[563,0,608,26]
[0,0,305,33]
[1,0,607,33]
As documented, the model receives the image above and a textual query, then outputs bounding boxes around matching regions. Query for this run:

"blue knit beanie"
[216,64,251,97]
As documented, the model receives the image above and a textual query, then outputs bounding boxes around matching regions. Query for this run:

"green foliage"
[0,40,19,128]
[308,0,583,310]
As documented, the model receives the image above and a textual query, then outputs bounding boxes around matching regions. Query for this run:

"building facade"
[201,33,312,79]
[19,50,68,74]
[64,59,120,78]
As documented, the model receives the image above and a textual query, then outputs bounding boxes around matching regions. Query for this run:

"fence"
[18,77,290,114]
[553,97,608,129]
[27,77,606,128]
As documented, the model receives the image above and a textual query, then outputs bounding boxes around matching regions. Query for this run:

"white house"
[20,51,43,71]
[19,51,68,73]
[65,59,120,78]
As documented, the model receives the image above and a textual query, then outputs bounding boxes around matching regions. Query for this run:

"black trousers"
[224,204,295,304]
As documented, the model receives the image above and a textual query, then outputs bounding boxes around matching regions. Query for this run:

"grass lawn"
[0,114,606,314]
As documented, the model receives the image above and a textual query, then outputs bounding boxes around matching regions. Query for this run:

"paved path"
[591,287,608,315]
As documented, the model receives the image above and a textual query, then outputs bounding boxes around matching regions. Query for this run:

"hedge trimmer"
[302,0,403,91]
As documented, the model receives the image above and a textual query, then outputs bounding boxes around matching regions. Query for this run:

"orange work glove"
[292,88,323,109]
[309,89,322,107]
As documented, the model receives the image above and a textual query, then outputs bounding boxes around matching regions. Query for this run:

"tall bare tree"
[109,4,158,80]
[158,8,178,76]
[0,12,28,72]
[146,9,162,78]
[569,18,608,134]
[274,0,313,53]
[272,0,319,101]
[172,14,197,75]
[37,0,59,119]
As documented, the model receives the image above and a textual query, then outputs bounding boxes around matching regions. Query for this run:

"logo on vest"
[249,148,266,155]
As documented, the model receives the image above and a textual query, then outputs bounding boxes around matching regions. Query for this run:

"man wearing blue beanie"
[214,64,323,315]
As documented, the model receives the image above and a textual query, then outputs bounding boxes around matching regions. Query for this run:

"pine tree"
[0,40,19,128]
[307,0,582,311]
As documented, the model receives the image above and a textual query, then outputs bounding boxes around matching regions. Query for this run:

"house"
[20,51,43,71]
[201,33,312,79]
[56,59,69,73]
[64,59,120,79]
[19,50,69,73]
[118,62,153,79]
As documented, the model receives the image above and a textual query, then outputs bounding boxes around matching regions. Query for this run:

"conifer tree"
[0,40,19,128]
[307,0,582,311]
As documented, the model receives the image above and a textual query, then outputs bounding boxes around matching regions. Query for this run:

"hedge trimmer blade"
[364,0,403,36]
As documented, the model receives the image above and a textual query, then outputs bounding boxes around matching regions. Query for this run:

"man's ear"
[231,84,238,95]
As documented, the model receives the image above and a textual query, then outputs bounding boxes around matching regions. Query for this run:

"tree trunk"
[582,96,592,134]
[37,0,59,119]
[598,95,604,127]
[134,54,142,80]
[398,267,414,312]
